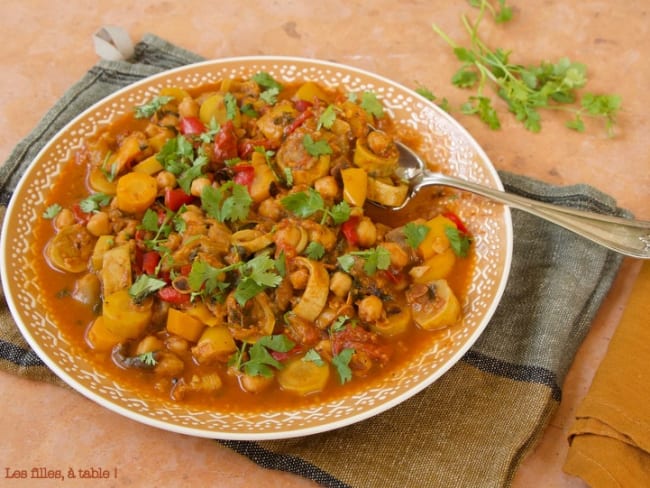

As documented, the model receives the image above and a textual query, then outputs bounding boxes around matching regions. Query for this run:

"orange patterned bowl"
[0,57,512,439]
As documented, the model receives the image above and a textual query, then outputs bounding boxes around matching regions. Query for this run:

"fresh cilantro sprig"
[253,72,283,105]
[304,241,326,260]
[431,6,621,134]
[281,188,350,225]
[337,246,391,276]
[188,254,283,306]
[317,105,337,130]
[360,91,384,119]
[79,193,112,213]
[134,95,174,119]
[239,334,295,378]
[157,135,208,194]
[137,351,158,367]
[42,203,62,219]
[403,222,430,249]
[445,226,472,257]
[201,181,253,223]
[332,348,354,384]
[129,274,167,303]
[302,134,332,157]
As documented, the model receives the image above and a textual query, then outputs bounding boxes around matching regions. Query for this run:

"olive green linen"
[0,34,627,487]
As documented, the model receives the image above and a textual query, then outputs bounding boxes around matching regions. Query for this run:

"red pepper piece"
[141,251,161,275]
[158,286,190,305]
[285,109,313,136]
[442,211,469,234]
[232,163,255,189]
[164,187,194,211]
[213,120,239,164]
[179,116,206,136]
[341,216,360,246]
[293,99,313,112]
[71,203,91,224]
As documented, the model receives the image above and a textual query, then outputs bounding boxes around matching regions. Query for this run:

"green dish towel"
[0,34,628,488]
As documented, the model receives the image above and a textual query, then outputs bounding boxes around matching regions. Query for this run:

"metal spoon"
[382,140,650,259]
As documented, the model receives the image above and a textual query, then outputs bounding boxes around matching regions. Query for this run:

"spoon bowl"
[379,139,650,259]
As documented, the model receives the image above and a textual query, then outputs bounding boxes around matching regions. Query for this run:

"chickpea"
[314,176,339,199]
[258,198,283,221]
[358,295,384,323]
[274,225,306,253]
[178,96,199,118]
[190,177,211,197]
[135,335,164,355]
[356,217,377,248]
[86,211,111,236]
[329,271,352,298]
[380,242,409,269]
[54,208,75,229]
[289,267,310,290]
[156,170,176,190]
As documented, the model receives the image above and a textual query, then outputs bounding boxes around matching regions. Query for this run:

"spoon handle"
[420,172,650,259]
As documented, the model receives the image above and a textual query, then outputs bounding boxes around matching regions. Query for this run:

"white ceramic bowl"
[0,57,512,439]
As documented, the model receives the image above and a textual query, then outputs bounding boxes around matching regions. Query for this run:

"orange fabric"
[565,261,650,486]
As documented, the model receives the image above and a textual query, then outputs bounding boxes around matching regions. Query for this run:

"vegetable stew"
[35,74,474,410]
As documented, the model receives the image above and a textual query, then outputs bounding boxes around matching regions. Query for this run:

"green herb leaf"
[137,351,158,367]
[304,241,326,260]
[302,134,332,157]
[42,204,62,219]
[302,349,325,366]
[445,226,472,257]
[329,201,351,225]
[337,247,391,275]
[403,222,430,248]
[317,105,337,130]
[252,72,283,91]
[134,95,174,119]
[201,181,252,223]
[332,348,354,384]
[260,87,280,105]
[360,91,384,118]
[281,188,325,219]
[224,92,238,120]
[129,274,167,302]
[79,193,111,213]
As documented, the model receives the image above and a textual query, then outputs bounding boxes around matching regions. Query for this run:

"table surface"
[1,1,648,486]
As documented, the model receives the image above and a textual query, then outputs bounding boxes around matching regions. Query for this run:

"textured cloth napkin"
[563,261,650,486]
[0,34,631,487]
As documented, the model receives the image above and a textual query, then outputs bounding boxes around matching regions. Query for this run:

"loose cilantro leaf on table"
[431,4,621,134]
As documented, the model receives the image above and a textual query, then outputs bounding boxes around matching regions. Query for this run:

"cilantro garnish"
[403,222,430,249]
[42,204,62,219]
[134,95,174,119]
[252,72,283,91]
[317,105,336,130]
[337,247,391,275]
[302,349,325,366]
[360,91,384,118]
[224,92,238,120]
[201,181,252,223]
[157,135,207,192]
[240,334,295,377]
[79,193,111,213]
[302,134,332,157]
[445,226,472,257]
[332,348,354,384]
[137,351,158,367]
[304,241,326,260]
[129,274,167,303]
[280,188,350,225]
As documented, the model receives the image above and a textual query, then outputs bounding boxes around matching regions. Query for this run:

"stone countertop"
[1,1,647,486]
